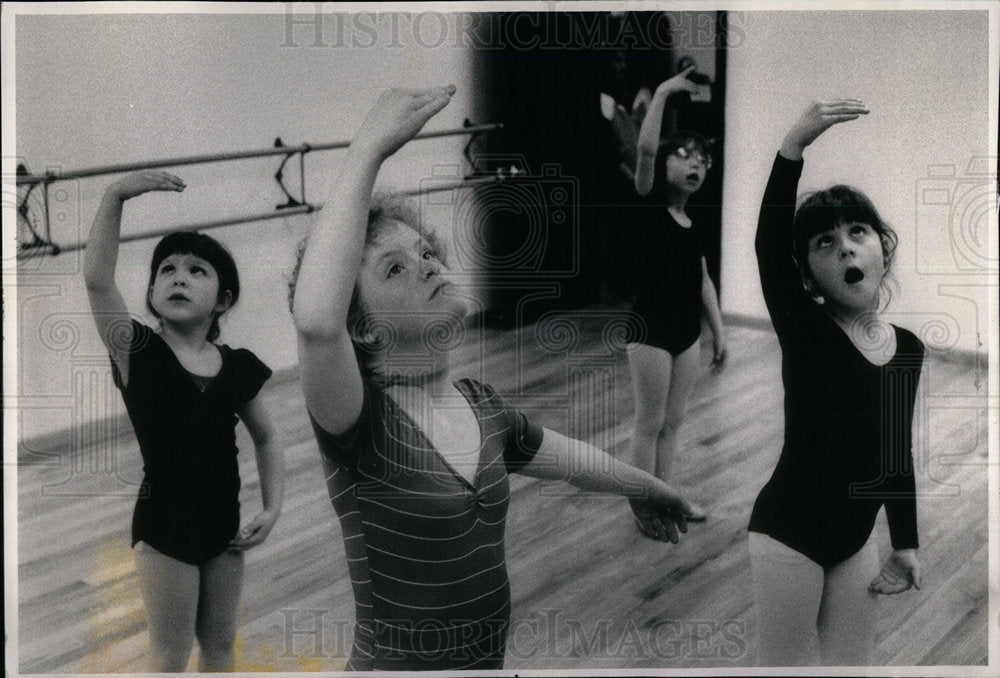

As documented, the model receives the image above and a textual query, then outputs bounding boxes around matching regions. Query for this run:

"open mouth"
[844,267,864,285]
[686,172,700,183]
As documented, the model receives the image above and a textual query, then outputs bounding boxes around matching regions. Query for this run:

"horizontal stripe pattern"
[311,378,543,670]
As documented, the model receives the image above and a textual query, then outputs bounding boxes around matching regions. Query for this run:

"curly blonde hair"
[287,192,447,373]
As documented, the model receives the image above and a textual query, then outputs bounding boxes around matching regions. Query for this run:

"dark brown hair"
[793,185,899,308]
[146,231,239,342]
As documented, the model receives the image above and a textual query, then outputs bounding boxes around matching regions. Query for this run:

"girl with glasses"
[626,66,728,526]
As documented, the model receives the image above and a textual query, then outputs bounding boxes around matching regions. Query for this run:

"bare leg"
[655,340,701,485]
[817,532,880,665]
[196,549,245,672]
[133,541,199,672]
[627,342,673,476]
[748,532,824,666]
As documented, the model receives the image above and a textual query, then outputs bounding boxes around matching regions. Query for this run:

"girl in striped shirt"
[289,85,695,670]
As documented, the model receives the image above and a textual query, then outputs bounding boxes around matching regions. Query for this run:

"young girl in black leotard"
[289,85,696,671]
[749,100,924,665]
[84,172,285,671]
[627,67,727,522]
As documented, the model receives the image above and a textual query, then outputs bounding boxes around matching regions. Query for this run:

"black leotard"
[309,378,544,671]
[748,153,922,567]
[629,208,705,356]
[111,320,272,565]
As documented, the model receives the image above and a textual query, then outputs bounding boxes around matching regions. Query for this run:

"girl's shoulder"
[110,319,161,392]
[217,343,269,367]
[217,343,273,396]
[126,318,159,347]
[666,208,694,230]
[889,324,926,358]
[118,319,169,365]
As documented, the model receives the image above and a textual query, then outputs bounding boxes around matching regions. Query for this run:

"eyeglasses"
[670,146,713,169]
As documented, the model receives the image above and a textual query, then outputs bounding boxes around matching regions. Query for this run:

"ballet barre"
[15,124,502,186]
[14,174,508,260]
[16,121,503,259]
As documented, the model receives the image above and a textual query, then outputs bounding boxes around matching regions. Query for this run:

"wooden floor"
[16,313,990,672]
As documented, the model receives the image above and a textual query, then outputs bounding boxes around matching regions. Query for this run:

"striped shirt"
[309,378,544,670]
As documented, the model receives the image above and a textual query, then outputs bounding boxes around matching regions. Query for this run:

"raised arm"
[292,86,455,435]
[756,100,868,338]
[84,171,185,385]
[634,66,698,196]
[519,428,694,544]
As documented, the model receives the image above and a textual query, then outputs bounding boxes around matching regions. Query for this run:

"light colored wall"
[12,9,995,443]
[13,11,479,439]
[722,10,993,355]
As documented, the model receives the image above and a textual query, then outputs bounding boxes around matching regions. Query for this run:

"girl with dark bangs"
[749,100,923,665]
[84,172,285,671]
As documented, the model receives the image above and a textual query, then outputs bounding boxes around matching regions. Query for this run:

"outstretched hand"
[869,549,922,595]
[228,509,280,552]
[352,86,456,161]
[108,170,185,201]
[629,482,693,544]
[781,99,869,160]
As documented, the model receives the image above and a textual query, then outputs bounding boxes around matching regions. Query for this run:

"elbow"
[634,174,653,197]
[84,272,112,294]
[291,287,352,340]
[292,300,332,338]
[294,322,339,342]
[83,252,116,292]
[294,314,350,343]
[633,153,657,195]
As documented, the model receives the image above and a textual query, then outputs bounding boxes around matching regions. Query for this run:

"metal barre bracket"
[273,137,310,211]
[16,122,503,259]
